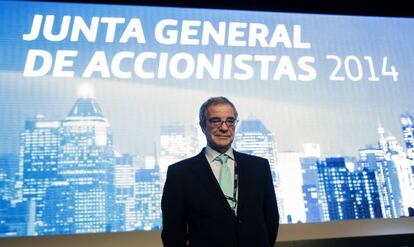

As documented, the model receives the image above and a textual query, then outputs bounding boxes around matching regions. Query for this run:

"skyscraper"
[317,157,355,221]
[234,119,277,169]
[113,153,137,232]
[398,114,414,213]
[349,168,382,219]
[300,156,321,223]
[58,84,115,233]
[0,153,18,203]
[20,115,61,235]
[277,151,306,223]
[359,148,403,218]
[41,181,75,235]
[400,113,414,160]
[233,119,284,221]
[135,164,162,230]
[0,155,28,237]
[318,157,383,221]
[368,124,407,217]
[160,122,198,159]
[158,122,199,184]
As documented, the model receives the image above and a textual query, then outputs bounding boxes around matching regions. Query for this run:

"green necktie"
[216,154,234,208]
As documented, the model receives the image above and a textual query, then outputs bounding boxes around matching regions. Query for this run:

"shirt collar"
[205,145,234,164]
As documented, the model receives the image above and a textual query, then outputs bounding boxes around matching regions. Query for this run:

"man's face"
[202,103,237,153]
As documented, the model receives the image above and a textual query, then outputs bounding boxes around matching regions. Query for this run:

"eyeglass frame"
[207,117,239,128]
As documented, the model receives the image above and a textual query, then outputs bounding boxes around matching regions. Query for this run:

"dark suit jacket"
[161,149,279,247]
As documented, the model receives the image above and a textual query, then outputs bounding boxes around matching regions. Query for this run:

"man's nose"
[219,123,229,131]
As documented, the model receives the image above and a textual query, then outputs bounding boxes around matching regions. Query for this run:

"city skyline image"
[1,0,414,238]
[0,80,413,236]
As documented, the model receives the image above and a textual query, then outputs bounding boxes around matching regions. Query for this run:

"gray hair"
[199,96,238,128]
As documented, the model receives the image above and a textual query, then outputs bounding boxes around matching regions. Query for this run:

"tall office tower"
[396,116,414,214]
[0,154,26,237]
[0,152,28,236]
[113,153,137,231]
[135,162,162,230]
[300,156,321,223]
[160,122,198,159]
[318,157,382,221]
[0,169,9,202]
[391,153,414,214]
[378,124,405,157]
[349,168,383,219]
[59,84,115,233]
[0,155,26,237]
[234,119,277,171]
[0,195,11,236]
[378,125,414,216]
[317,157,354,221]
[277,151,306,223]
[0,154,18,203]
[233,119,284,221]
[377,125,388,157]
[19,115,61,235]
[41,181,74,235]
[359,148,403,218]
[159,122,198,184]
[0,199,29,237]
[400,113,414,160]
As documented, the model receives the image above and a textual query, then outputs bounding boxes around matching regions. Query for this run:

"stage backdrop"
[0,0,413,237]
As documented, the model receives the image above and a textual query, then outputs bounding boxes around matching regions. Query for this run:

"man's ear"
[199,122,207,135]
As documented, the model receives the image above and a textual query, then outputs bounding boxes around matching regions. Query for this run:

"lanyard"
[224,160,239,212]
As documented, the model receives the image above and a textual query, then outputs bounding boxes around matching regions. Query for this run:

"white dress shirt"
[204,145,238,213]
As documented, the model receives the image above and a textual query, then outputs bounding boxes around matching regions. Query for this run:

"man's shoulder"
[234,150,268,163]
[168,152,202,171]
[235,151,272,175]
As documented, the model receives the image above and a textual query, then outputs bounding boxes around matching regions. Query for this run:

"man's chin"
[210,142,232,152]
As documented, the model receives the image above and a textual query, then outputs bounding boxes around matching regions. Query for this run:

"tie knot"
[215,154,229,164]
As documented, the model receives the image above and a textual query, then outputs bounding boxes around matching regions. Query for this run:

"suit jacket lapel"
[190,149,236,216]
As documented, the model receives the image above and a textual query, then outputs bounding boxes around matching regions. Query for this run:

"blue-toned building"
[378,124,411,216]
[20,116,61,235]
[41,181,75,235]
[58,90,115,234]
[113,153,137,232]
[0,154,19,183]
[0,154,29,237]
[0,199,29,237]
[135,164,162,230]
[160,122,198,159]
[234,119,279,188]
[359,148,403,218]
[317,157,354,221]
[234,119,283,219]
[159,122,199,186]
[400,114,414,160]
[349,168,382,219]
[300,157,321,222]
[234,119,277,170]
[317,157,382,221]
[0,154,18,204]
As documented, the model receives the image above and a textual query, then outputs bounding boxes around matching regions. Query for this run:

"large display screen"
[0,0,413,238]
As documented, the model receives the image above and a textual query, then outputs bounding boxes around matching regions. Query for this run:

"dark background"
[31,0,413,18]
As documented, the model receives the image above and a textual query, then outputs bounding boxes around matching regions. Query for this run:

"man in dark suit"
[161,96,279,247]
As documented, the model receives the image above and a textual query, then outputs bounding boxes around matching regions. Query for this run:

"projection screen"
[0,0,413,240]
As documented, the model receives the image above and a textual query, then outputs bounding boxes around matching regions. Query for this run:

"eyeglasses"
[207,117,238,128]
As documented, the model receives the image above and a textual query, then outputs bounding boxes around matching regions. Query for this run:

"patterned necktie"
[216,154,234,208]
